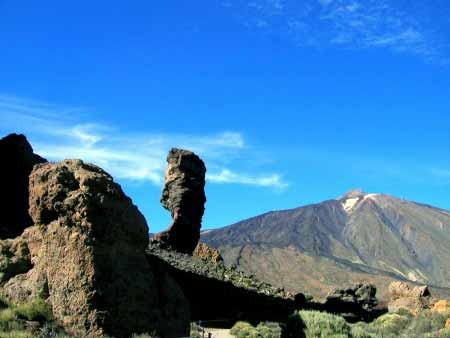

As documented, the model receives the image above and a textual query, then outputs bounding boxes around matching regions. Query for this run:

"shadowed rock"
[1,159,189,338]
[0,134,46,239]
[147,241,299,324]
[155,148,206,254]
[322,283,380,322]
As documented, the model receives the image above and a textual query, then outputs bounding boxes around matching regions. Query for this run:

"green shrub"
[14,299,51,323]
[0,308,17,331]
[395,308,414,317]
[230,321,283,338]
[424,328,450,338]
[304,295,314,303]
[373,313,412,332]
[0,330,32,338]
[404,310,448,337]
[299,310,352,338]
[349,326,375,338]
[256,322,282,338]
[230,321,259,338]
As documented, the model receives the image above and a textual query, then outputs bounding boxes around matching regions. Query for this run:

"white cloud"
[223,0,448,63]
[208,169,288,188]
[0,95,287,189]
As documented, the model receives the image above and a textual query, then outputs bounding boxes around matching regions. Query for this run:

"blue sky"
[1,0,450,232]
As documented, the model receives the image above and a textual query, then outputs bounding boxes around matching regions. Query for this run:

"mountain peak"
[340,189,368,200]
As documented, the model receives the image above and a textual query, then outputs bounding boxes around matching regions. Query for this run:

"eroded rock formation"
[1,159,189,338]
[193,242,223,263]
[155,148,206,254]
[388,281,432,314]
[0,134,46,239]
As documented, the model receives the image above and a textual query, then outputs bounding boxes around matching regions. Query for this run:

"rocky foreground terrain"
[202,189,450,300]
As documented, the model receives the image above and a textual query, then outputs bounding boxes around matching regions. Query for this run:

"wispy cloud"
[0,95,287,189]
[208,169,288,188]
[222,0,449,63]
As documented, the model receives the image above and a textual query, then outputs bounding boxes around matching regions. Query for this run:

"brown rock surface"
[0,133,46,239]
[1,159,189,338]
[432,300,450,314]
[446,318,450,329]
[155,148,206,254]
[388,281,432,314]
[193,242,223,263]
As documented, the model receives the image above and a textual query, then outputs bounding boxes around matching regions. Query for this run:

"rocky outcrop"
[388,281,432,314]
[193,242,223,263]
[0,134,46,239]
[1,160,189,338]
[323,284,379,322]
[155,148,206,254]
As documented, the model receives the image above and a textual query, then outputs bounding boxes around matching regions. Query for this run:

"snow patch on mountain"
[342,197,360,213]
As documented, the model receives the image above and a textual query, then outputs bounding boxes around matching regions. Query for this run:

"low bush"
[403,310,448,338]
[0,330,32,338]
[424,328,450,338]
[230,321,282,338]
[14,299,51,323]
[298,310,352,338]
[230,321,259,338]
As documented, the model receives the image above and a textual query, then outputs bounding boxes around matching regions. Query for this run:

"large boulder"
[1,160,189,338]
[0,134,46,239]
[388,281,432,314]
[154,148,206,254]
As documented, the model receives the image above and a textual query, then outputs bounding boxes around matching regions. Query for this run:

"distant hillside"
[201,190,450,300]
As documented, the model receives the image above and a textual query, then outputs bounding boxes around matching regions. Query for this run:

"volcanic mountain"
[201,190,450,300]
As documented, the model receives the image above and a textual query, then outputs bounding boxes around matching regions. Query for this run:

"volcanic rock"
[193,242,223,263]
[0,134,46,239]
[324,283,379,322]
[1,160,189,338]
[155,148,206,254]
[388,281,432,314]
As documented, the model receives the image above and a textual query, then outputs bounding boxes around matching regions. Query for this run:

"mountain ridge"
[201,190,450,299]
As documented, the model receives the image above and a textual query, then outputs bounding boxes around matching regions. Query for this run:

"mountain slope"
[201,190,450,299]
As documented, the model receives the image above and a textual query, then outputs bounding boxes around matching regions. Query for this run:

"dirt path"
[205,328,234,338]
